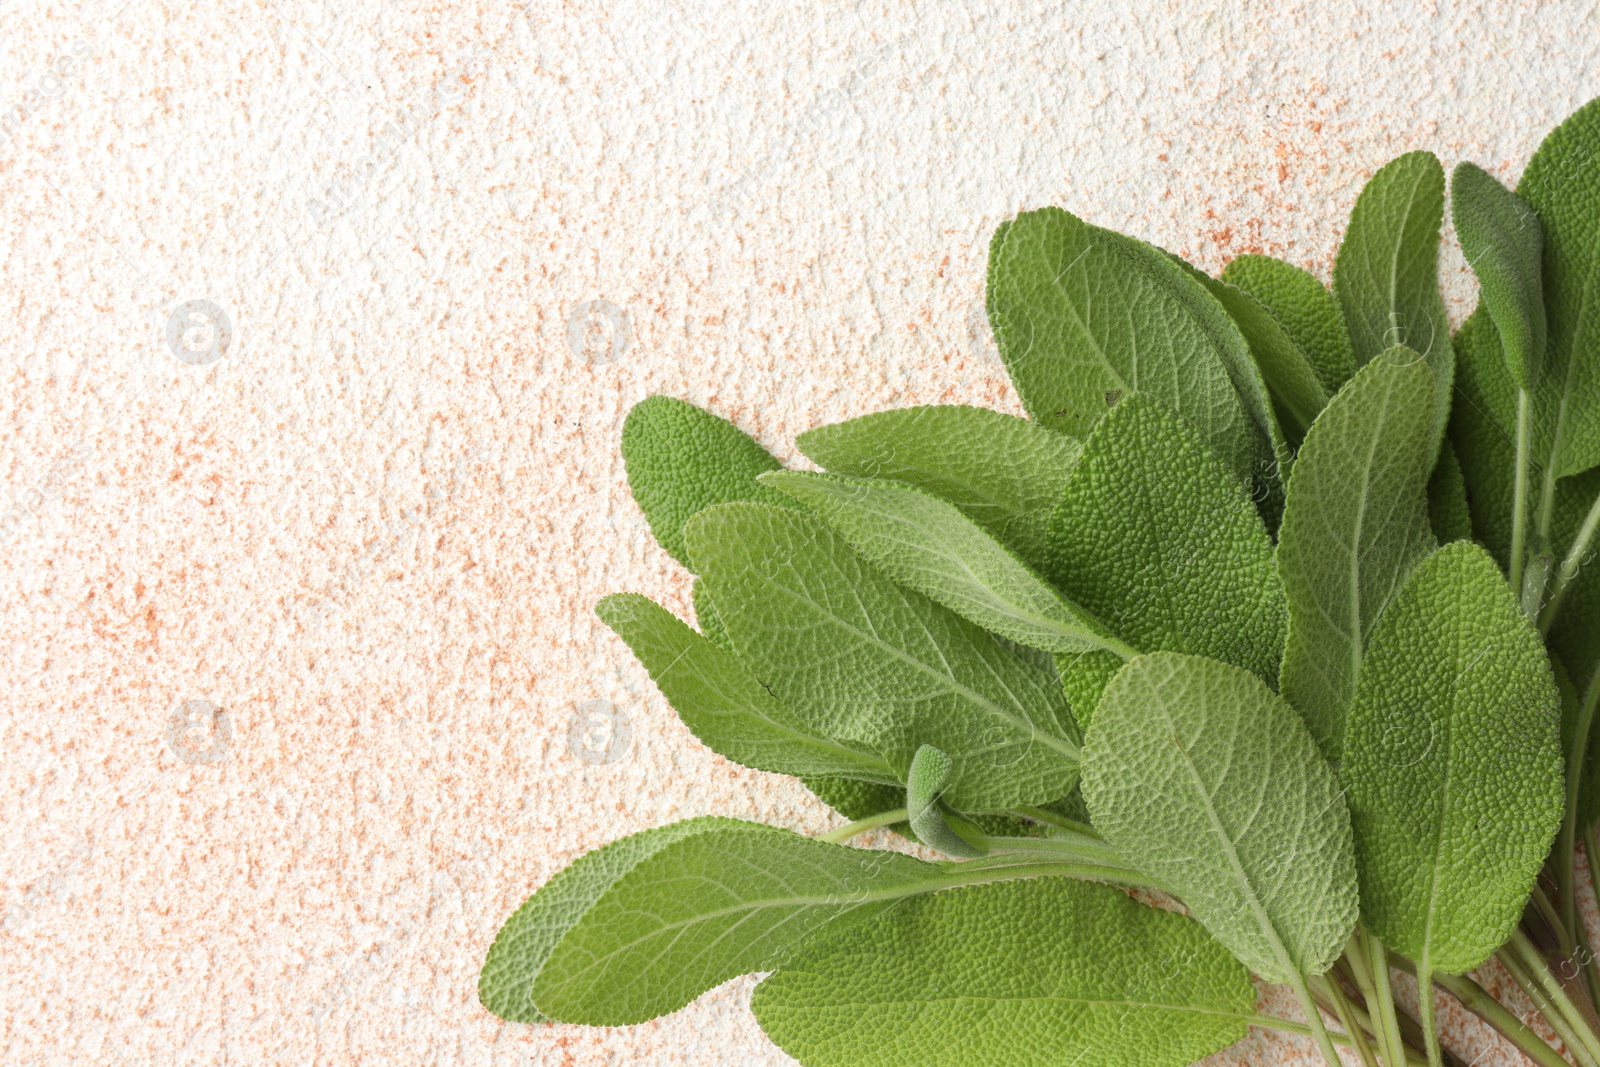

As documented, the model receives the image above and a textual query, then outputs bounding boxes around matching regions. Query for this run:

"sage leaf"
[1082,652,1359,983]
[1448,311,1522,560]
[528,821,945,1024]
[1277,350,1439,762]
[686,503,1080,810]
[1056,647,1124,729]
[1047,392,1286,692]
[1428,440,1474,544]
[1332,151,1454,447]
[1451,161,1546,389]
[1541,465,1600,722]
[596,593,898,782]
[985,206,1269,485]
[479,816,738,1023]
[1161,250,1299,497]
[906,745,984,858]
[1342,541,1562,975]
[793,404,1079,571]
[1517,95,1600,478]
[1221,253,1357,394]
[691,578,734,651]
[762,471,1133,658]
[1448,312,1600,625]
[752,877,1255,1067]
[621,395,798,570]
[1201,275,1330,443]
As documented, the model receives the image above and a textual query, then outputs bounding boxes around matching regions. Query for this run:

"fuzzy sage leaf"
[479,817,740,1023]
[752,878,1256,1067]
[1517,95,1600,479]
[1342,541,1563,976]
[1081,652,1359,984]
[793,404,1079,571]
[905,745,984,858]
[1221,253,1356,395]
[1451,161,1546,389]
[1047,392,1286,702]
[762,470,1133,658]
[596,592,898,783]
[1277,349,1438,762]
[1332,151,1453,448]
[527,821,944,1024]
[621,395,799,570]
[686,503,1080,810]
[985,207,1269,485]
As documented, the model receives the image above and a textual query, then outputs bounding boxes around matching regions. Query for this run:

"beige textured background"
[4,1,1600,1063]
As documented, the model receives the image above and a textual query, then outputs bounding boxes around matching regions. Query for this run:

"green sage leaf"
[1427,440,1474,544]
[1082,652,1359,983]
[1342,541,1562,975]
[763,471,1131,658]
[1277,350,1438,761]
[686,503,1080,810]
[752,877,1255,1067]
[692,578,734,651]
[1201,275,1330,442]
[1221,254,1356,394]
[527,821,943,1024]
[621,395,798,570]
[906,745,984,858]
[1332,151,1454,447]
[1056,647,1124,729]
[1517,95,1600,479]
[596,593,897,782]
[985,207,1269,485]
[1448,311,1520,561]
[793,404,1079,571]
[802,775,909,824]
[479,817,738,1023]
[1046,393,1286,692]
[1451,161,1546,389]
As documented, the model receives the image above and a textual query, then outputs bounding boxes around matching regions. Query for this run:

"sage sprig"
[480,96,1600,1067]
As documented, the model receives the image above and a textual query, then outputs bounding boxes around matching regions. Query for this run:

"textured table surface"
[4,1,1600,1063]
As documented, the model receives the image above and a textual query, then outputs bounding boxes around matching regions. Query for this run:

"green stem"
[1586,826,1600,1018]
[1563,679,1600,958]
[1500,942,1599,1067]
[1343,938,1388,1061]
[1431,969,1576,1067]
[818,808,906,843]
[1512,387,1533,597]
[1541,485,1600,635]
[1415,966,1443,1067]
[970,831,1122,865]
[966,834,1170,893]
[932,850,1170,892]
[1364,933,1410,1066]
[1390,952,1572,1067]
[1010,806,1104,840]
[1249,1014,1425,1064]
[1503,928,1600,1066]
[1538,416,1563,555]
[1526,550,1556,621]
[1534,883,1576,957]
[1289,973,1353,1067]
[1312,973,1383,1067]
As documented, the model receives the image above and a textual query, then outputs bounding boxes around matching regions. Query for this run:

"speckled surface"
[3,1,1600,1063]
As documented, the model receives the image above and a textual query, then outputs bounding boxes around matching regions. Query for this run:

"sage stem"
[818,808,906,843]
[1511,388,1533,597]
[1541,483,1600,635]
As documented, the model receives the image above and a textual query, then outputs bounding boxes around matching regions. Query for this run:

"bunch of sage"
[479,96,1600,1067]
